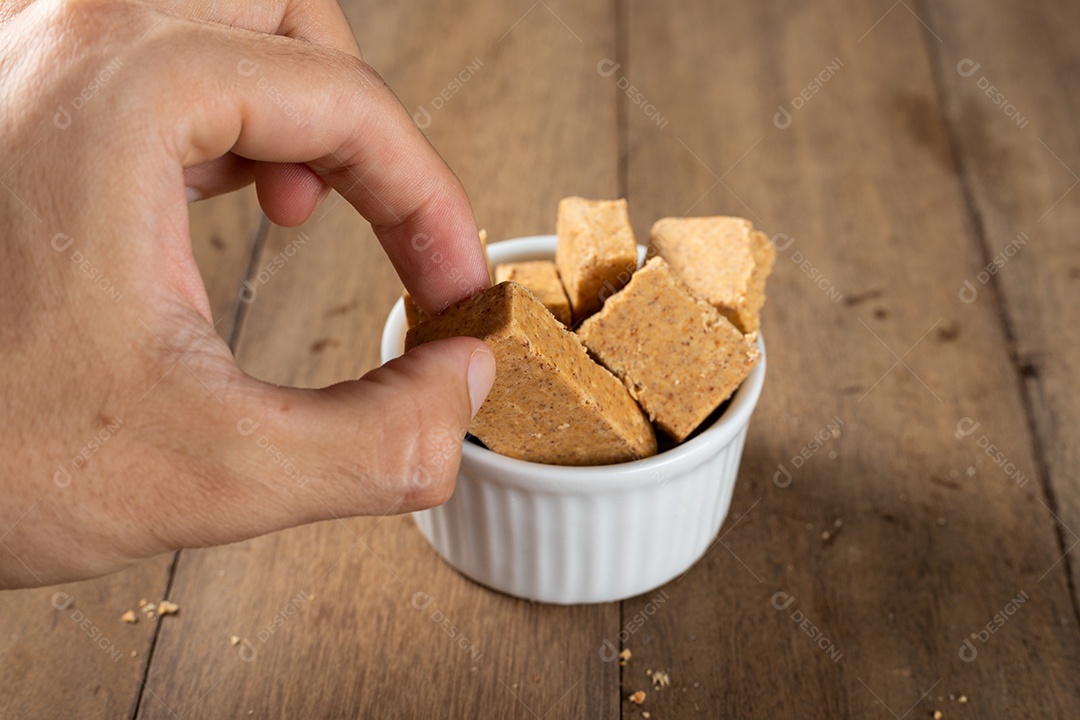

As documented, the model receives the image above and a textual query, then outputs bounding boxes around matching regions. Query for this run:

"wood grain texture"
[189,187,264,341]
[0,191,261,719]
[8,1,1079,718]
[0,557,172,720]
[618,0,1080,718]
[137,1,621,718]
[920,0,1080,611]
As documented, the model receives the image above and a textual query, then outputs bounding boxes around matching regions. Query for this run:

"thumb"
[161,337,495,552]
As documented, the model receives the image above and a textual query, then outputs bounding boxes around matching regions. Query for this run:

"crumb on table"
[648,669,671,689]
[157,600,179,616]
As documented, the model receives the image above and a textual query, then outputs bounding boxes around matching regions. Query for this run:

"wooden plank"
[138,1,621,718]
[0,558,172,720]
[0,190,261,719]
[618,0,1080,718]
[189,188,264,341]
[921,0,1080,609]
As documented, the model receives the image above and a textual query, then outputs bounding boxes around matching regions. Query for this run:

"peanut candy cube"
[578,257,759,441]
[494,261,571,325]
[406,282,656,465]
[555,197,638,322]
[648,216,775,333]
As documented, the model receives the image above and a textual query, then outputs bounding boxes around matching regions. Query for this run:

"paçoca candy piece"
[402,289,428,329]
[647,216,775,333]
[555,197,638,322]
[405,281,657,465]
[494,260,571,325]
[403,229,493,329]
[578,257,760,442]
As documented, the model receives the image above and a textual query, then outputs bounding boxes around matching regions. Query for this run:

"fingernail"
[185,186,201,203]
[467,347,496,419]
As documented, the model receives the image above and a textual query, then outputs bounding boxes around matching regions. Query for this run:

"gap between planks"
[226,213,273,350]
[128,210,272,720]
[913,0,1080,627]
[616,0,629,715]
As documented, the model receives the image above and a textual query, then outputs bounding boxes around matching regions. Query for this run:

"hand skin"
[0,0,496,589]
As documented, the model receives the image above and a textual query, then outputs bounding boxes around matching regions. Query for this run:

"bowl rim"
[381,234,766,493]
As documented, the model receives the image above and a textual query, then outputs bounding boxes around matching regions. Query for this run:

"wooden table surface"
[4,0,1080,717]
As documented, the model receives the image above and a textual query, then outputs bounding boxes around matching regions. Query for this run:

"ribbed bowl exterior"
[413,424,749,604]
[383,236,766,605]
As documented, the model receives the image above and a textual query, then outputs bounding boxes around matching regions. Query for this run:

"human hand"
[0,0,495,588]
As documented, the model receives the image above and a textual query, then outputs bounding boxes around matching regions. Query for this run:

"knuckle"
[395,394,463,468]
[46,0,148,46]
[15,0,155,118]
[324,54,394,150]
[368,386,463,509]
[340,54,388,93]
[281,52,391,177]
[411,468,457,509]
[409,425,464,507]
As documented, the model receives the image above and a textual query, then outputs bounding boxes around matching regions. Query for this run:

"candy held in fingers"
[405,282,657,465]
[404,230,492,328]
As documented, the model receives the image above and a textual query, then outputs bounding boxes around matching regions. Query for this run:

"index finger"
[150,17,490,312]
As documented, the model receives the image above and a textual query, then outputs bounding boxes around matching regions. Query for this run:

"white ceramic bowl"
[381,235,766,604]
